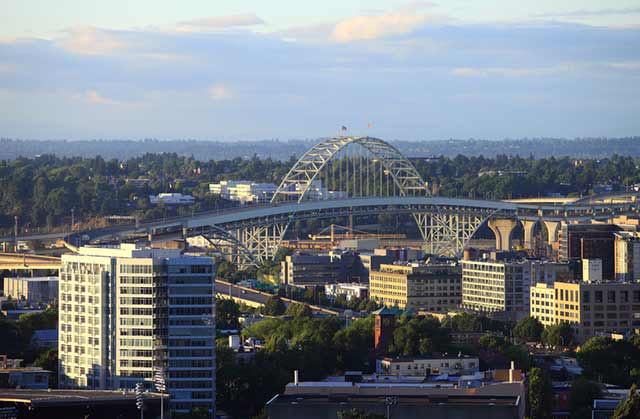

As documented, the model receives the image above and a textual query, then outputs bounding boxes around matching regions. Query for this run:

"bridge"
[5,136,638,266]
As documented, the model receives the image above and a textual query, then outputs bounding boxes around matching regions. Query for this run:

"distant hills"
[1,137,638,161]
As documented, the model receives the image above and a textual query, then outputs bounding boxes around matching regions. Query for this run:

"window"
[607,291,616,303]
[583,291,591,303]
[595,291,603,303]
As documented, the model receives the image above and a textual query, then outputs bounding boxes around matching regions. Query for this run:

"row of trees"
[2,153,639,231]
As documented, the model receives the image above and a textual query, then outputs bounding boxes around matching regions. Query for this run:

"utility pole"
[13,215,18,251]
[71,208,75,231]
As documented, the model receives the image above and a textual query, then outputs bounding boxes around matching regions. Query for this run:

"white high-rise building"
[58,244,216,414]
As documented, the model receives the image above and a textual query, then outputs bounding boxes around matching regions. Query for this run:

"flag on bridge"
[341,125,347,131]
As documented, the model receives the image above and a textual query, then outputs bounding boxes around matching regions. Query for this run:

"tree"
[569,378,602,419]
[612,384,640,419]
[216,298,241,330]
[513,316,543,343]
[528,367,553,419]
[577,337,640,386]
[263,296,286,316]
[33,348,58,388]
[337,409,385,419]
[542,322,574,348]
[285,302,312,318]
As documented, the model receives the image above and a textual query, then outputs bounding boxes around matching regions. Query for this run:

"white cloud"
[452,66,571,78]
[178,13,264,32]
[331,10,440,43]
[533,7,640,18]
[208,84,233,100]
[56,27,130,55]
[83,90,123,106]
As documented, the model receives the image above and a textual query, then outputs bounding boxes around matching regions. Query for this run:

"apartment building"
[461,260,530,320]
[530,281,640,342]
[369,262,461,311]
[58,244,216,414]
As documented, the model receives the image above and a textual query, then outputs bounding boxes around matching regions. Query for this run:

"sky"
[1,0,640,141]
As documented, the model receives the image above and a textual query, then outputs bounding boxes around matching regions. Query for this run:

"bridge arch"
[271,136,430,203]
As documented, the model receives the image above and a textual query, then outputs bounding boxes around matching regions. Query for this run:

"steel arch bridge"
[272,136,429,203]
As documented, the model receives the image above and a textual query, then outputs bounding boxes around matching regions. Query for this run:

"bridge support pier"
[521,220,539,250]
[488,218,518,251]
[543,220,561,246]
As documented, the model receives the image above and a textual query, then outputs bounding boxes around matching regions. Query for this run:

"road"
[0,253,61,270]
[215,279,342,316]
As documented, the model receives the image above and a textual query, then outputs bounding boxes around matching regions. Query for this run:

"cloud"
[0,17,639,140]
[178,13,264,32]
[56,26,131,55]
[533,7,640,18]
[452,66,571,78]
[83,90,124,106]
[208,84,233,100]
[331,10,440,43]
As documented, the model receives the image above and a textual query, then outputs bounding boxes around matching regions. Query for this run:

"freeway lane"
[215,279,342,316]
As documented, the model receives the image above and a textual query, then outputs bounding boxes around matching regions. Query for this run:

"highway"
[215,279,342,316]
[0,253,61,270]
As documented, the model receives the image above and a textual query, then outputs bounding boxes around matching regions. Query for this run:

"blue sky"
[1,0,640,140]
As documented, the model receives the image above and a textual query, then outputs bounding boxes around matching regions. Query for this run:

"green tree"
[285,302,312,318]
[33,348,58,388]
[542,322,574,348]
[263,296,286,316]
[569,378,602,419]
[577,337,640,386]
[337,409,385,419]
[612,384,640,419]
[513,316,543,343]
[528,367,553,419]
[216,298,241,330]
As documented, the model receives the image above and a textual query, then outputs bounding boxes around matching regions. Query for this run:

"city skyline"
[1,0,639,140]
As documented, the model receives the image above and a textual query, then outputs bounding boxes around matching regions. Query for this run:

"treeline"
[1,153,639,232]
[3,137,640,160]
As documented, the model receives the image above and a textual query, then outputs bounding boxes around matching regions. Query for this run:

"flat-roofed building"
[281,254,343,286]
[614,231,640,281]
[461,260,530,320]
[59,244,216,415]
[324,283,368,301]
[266,379,525,419]
[530,280,640,342]
[3,277,58,306]
[376,355,480,376]
[369,262,461,312]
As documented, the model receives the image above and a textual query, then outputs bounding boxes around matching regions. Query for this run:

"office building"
[461,260,531,320]
[209,180,278,204]
[530,261,572,285]
[3,277,58,306]
[530,281,640,342]
[369,262,461,312]
[614,231,640,281]
[559,224,619,279]
[58,244,216,414]
[280,254,343,286]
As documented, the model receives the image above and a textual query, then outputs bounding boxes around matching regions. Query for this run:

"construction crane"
[308,224,405,245]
